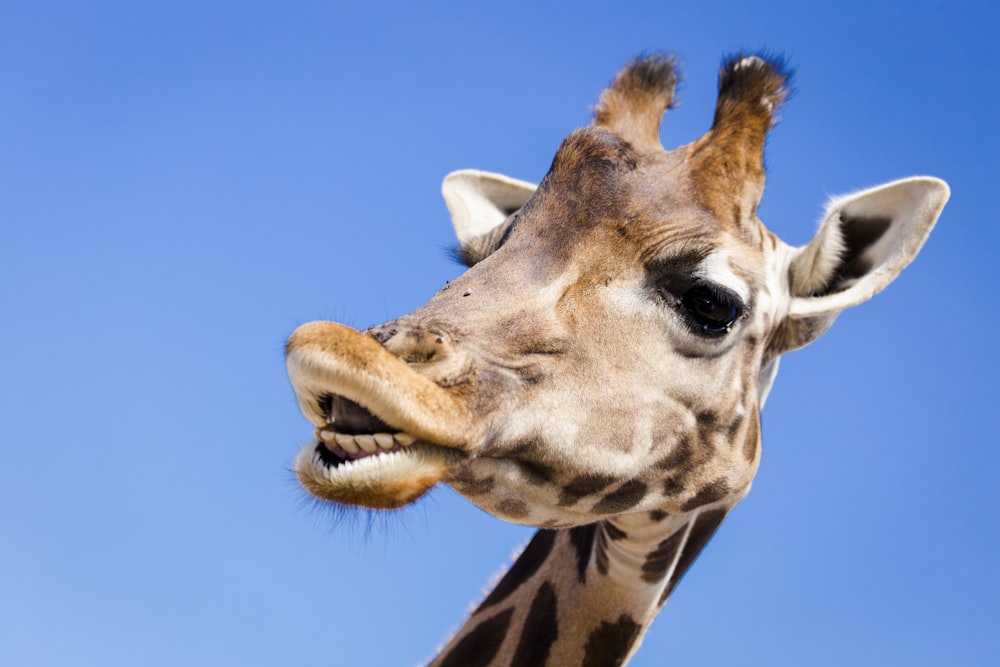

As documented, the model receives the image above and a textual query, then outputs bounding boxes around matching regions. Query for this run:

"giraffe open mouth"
[312,394,419,465]
[295,394,459,509]
[286,321,473,509]
[294,395,461,509]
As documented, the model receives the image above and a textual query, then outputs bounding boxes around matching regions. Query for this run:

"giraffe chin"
[294,440,457,510]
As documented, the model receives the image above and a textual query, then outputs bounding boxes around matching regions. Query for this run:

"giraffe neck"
[427,504,732,667]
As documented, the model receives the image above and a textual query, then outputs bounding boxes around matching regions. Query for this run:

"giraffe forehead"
[521,133,694,233]
[534,127,769,245]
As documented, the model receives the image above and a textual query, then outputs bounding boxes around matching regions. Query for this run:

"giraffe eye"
[680,284,743,336]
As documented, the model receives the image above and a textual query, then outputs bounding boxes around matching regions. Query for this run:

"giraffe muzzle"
[286,321,474,509]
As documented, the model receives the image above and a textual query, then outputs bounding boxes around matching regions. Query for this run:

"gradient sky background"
[2,1,998,666]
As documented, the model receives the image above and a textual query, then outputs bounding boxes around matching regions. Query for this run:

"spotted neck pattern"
[429,507,731,667]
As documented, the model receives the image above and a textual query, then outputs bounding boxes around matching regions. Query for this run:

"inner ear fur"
[441,169,537,266]
[774,176,949,353]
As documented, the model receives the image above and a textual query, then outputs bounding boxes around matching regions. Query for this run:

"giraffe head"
[286,54,948,525]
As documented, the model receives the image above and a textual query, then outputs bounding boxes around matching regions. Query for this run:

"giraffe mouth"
[312,394,419,465]
[293,394,463,510]
[286,321,473,509]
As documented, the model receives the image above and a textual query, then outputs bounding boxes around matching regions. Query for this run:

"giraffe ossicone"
[286,52,948,665]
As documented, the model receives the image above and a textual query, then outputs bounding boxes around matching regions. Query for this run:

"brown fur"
[688,56,790,239]
[593,54,678,153]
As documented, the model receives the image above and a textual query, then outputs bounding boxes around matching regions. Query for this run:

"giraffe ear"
[774,176,950,352]
[442,169,537,265]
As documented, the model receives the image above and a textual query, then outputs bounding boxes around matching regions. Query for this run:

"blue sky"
[1,1,997,665]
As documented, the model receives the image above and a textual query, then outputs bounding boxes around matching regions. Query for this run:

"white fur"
[441,169,537,246]
[697,249,752,303]
[787,176,950,319]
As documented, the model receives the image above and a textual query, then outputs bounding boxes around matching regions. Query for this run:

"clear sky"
[1,1,997,665]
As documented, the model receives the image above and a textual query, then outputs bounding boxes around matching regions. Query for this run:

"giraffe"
[285,53,949,666]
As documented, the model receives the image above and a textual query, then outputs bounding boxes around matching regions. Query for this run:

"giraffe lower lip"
[294,437,461,510]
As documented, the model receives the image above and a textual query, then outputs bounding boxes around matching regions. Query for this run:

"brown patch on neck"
[510,582,559,667]
[475,530,556,612]
[433,609,513,667]
[581,615,642,667]
[658,508,729,605]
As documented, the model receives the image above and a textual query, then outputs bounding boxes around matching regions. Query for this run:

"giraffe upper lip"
[286,321,475,452]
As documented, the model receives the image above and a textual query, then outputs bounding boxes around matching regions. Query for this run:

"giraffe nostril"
[371,326,398,344]
[372,323,453,366]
